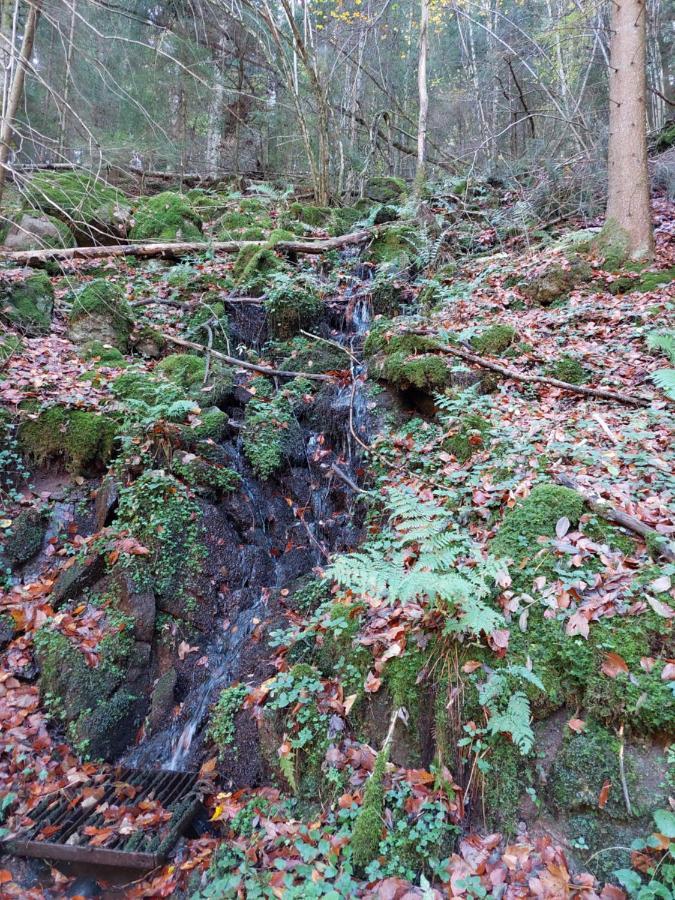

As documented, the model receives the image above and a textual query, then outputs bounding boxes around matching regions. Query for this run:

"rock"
[0,614,16,649]
[3,508,45,565]
[66,877,102,898]
[51,552,106,608]
[129,192,203,242]
[149,668,177,731]
[0,269,54,335]
[2,213,76,251]
[131,326,165,358]
[115,571,156,642]
[18,407,117,476]
[365,175,407,204]
[520,257,594,306]
[68,279,134,350]
[90,199,132,243]
[95,476,120,529]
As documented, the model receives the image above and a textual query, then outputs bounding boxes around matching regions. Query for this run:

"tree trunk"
[605,0,654,262]
[0,0,40,204]
[415,0,429,186]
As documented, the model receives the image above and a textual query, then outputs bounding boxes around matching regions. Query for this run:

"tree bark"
[0,0,40,205]
[415,0,429,186]
[605,0,654,261]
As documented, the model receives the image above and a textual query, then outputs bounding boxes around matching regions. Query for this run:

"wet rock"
[66,877,102,898]
[3,508,45,565]
[95,476,120,529]
[51,552,106,608]
[0,614,16,649]
[149,668,177,732]
[115,571,156,642]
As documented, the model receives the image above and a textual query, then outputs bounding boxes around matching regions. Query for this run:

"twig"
[202,324,214,385]
[299,329,358,364]
[330,463,366,494]
[617,724,633,817]
[164,333,333,382]
[555,473,675,562]
[423,337,652,407]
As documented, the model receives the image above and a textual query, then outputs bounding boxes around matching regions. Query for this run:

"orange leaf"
[567,718,585,734]
[601,652,629,678]
[364,671,382,693]
[462,660,482,674]
[0,871,12,884]
[598,779,611,809]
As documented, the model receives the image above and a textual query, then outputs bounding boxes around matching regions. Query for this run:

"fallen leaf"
[598,779,611,809]
[556,517,570,538]
[650,575,672,594]
[462,660,482,674]
[364,671,382,693]
[568,718,585,733]
[601,652,629,678]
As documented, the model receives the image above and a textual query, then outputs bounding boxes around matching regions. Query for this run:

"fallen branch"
[555,473,675,562]
[0,228,377,267]
[329,463,367,494]
[427,339,651,408]
[164,333,333,382]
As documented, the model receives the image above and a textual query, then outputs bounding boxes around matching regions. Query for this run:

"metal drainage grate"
[4,767,201,871]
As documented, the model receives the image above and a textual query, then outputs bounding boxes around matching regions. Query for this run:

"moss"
[608,267,675,295]
[593,219,633,271]
[187,302,229,351]
[369,225,421,267]
[3,508,45,564]
[3,212,75,250]
[156,353,234,405]
[19,407,117,474]
[371,278,405,316]
[351,750,388,872]
[0,271,54,335]
[547,355,590,385]
[364,322,439,358]
[471,324,518,356]
[130,192,203,242]
[288,202,332,227]
[328,206,362,236]
[491,483,585,567]
[442,413,490,462]
[241,227,266,241]
[242,378,302,478]
[111,370,161,403]
[277,336,349,374]
[132,326,166,357]
[483,741,523,837]
[263,278,323,338]
[0,333,22,363]
[172,456,240,495]
[655,122,675,152]
[233,245,285,294]
[192,407,227,440]
[520,257,593,305]
[365,175,406,204]
[384,649,426,731]
[81,340,126,366]
[551,725,626,817]
[23,171,125,225]
[69,279,133,350]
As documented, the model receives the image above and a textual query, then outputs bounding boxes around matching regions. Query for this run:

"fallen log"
[426,339,652,408]
[0,228,377,267]
[164,333,333,382]
[555,473,675,562]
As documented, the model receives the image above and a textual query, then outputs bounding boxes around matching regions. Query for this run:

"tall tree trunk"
[415,0,429,186]
[57,0,76,158]
[605,0,654,262]
[0,0,40,205]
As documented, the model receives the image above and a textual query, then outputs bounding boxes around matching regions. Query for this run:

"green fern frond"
[652,368,675,400]
[646,330,675,364]
[486,691,535,754]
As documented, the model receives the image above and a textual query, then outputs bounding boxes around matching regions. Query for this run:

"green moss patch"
[547,355,590,384]
[130,192,203,242]
[471,324,518,356]
[277,335,349,374]
[242,378,302,478]
[350,750,387,872]
[68,279,134,350]
[365,175,406,204]
[0,333,22,363]
[263,275,323,338]
[19,407,117,474]
[288,202,332,228]
[0,271,54,336]
[156,352,234,405]
[23,171,125,228]
[365,321,448,391]
[369,225,421,267]
[442,413,490,461]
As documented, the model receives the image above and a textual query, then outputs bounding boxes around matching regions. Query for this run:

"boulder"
[2,213,75,251]
[365,175,407,204]
[68,279,134,349]
[2,508,45,565]
[129,192,203,242]
[0,269,54,335]
[51,552,106,608]
[115,570,156,642]
[149,668,177,732]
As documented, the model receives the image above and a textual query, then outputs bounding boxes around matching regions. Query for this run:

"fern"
[486,692,535,754]
[329,487,505,636]
[647,331,675,400]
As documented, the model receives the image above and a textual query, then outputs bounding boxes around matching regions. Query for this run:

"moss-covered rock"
[365,321,448,392]
[277,335,350,374]
[607,267,675,295]
[442,413,490,461]
[471,324,518,356]
[263,275,323,338]
[369,225,421,267]
[191,407,227,441]
[68,279,133,350]
[288,202,332,228]
[547,355,590,384]
[172,454,240,496]
[156,353,234,405]
[520,257,593,305]
[491,483,585,567]
[23,171,127,242]
[2,212,76,251]
[0,333,22,363]
[18,406,117,474]
[232,244,285,294]
[81,340,127,367]
[3,508,45,564]
[328,206,363,236]
[130,192,203,242]
[242,378,303,478]
[0,270,54,335]
[350,749,387,872]
[371,274,405,316]
[131,325,166,358]
[365,176,406,204]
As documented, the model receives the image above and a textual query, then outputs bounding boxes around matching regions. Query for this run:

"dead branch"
[0,228,377,267]
[555,473,675,562]
[426,339,652,408]
[164,333,333,382]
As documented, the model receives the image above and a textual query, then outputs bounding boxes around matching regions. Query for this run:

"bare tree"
[415,0,429,187]
[604,0,654,261]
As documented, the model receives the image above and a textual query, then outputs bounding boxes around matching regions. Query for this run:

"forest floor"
[0,184,673,898]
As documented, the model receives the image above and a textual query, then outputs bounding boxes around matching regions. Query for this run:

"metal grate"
[3,767,201,870]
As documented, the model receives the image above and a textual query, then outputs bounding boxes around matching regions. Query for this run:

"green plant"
[646,330,675,400]
[476,665,543,753]
[208,684,248,755]
[330,488,505,636]
[350,750,387,871]
[614,808,675,898]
